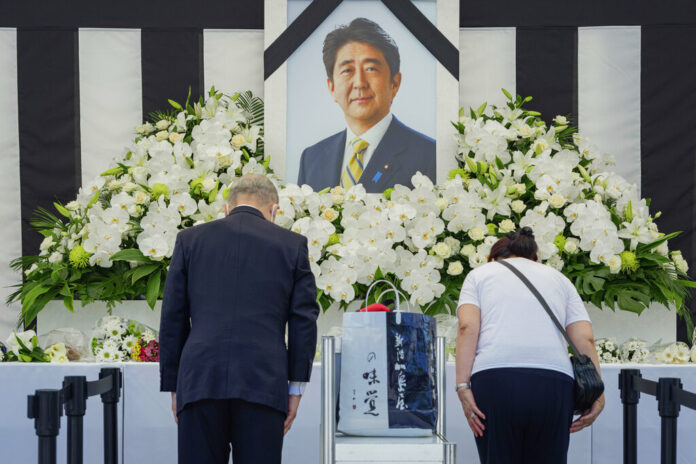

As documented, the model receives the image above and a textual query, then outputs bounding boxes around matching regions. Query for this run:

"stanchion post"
[619,369,641,464]
[320,336,336,464]
[63,376,88,464]
[657,378,681,464]
[99,368,122,464]
[28,389,62,464]
[436,336,446,438]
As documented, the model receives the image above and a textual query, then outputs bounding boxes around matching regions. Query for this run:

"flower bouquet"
[91,315,157,362]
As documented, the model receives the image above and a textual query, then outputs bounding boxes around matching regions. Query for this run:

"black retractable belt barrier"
[27,367,122,464]
[619,369,696,464]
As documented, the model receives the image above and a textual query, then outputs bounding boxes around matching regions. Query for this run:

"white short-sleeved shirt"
[458,257,591,379]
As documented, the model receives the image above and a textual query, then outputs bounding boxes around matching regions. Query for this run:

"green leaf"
[131,264,160,284]
[63,294,74,313]
[146,271,161,309]
[53,202,71,218]
[22,284,50,314]
[100,167,122,176]
[476,102,487,117]
[110,249,150,263]
[616,289,651,314]
[87,190,100,208]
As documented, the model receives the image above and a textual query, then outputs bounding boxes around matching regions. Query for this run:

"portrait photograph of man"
[285,2,438,193]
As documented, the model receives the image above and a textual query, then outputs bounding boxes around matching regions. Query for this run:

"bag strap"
[497,260,582,356]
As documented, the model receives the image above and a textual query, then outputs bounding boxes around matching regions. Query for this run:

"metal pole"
[619,369,641,464]
[443,442,456,464]
[63,376,88,464]
[657,378,682,464]
[320,336,336,464]
[436,336,446,438]
[28,389,62,464]
[99,368,122,464]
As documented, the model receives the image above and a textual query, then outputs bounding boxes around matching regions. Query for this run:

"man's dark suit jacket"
[159,206,319,415]
[297,116,435,193]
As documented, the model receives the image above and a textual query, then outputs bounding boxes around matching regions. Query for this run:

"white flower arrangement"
[9,89,695,340]
[654,341,692,364]
[619,338,650,363]
[595,338,621,364]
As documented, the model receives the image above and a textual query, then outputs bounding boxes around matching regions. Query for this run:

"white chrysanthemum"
[121,335,139,353]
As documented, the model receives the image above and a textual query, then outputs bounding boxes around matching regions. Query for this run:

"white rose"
[691,347,696,363]
[468,227,485,241]
[169,132,183,144]
[511,200,526,214]
[155,130,169,141]
[332,193,344,206]
[674,255,689,273]
[436,198,449,211]
[66,201,80,211]
[447,261,464,276]
[554,115,568,125]
[515,184,526,195]
[231,134,245,149]
[432,242,452,259]
[48,252,63,264]
[460,244,476,257]
[549,194,566,209]
[122,182,138,193]
[443,236,461,254]
[201,178,217,193]
[40,236,56,252]
[608,255,622,274]
[133,190,150,204]
[564,240,578,254]
[498,219,515,233]
[322,208,338,221]
[155,120,170,130]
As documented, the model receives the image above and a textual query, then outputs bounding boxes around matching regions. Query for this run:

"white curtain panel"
[79,29,142,184]
[0,28,21,340]
[459,27,516,113]
[204,29,265,98]
[578,26,642,191]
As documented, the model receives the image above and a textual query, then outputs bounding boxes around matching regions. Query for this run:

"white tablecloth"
[2,363,695,463]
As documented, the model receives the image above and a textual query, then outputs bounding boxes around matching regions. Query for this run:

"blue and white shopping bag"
[337,281,438,436]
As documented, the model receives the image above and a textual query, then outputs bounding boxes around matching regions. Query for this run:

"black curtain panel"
[17,29,81,257]
[141,29,205,121]
[516,27,578,126]
[640,25,696,341]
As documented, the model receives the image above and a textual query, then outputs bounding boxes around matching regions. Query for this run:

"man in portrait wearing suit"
[159,174,319,464]
[297,17,436,193]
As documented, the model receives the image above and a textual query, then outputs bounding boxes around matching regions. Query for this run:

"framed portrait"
[265,0,459,191]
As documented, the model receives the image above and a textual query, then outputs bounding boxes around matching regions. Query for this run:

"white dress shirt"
[233,204,307,396]
[341,113,393,182]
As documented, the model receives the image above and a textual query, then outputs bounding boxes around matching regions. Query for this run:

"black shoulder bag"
[498,260,604,414]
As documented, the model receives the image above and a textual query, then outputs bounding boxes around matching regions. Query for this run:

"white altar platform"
[1,363,695,463]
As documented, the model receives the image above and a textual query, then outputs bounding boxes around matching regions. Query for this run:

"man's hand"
[570,395,605,433]
[171,392,178,425]
[284,394,301,435]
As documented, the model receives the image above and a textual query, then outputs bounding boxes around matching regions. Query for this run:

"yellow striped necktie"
[341,137,369,188]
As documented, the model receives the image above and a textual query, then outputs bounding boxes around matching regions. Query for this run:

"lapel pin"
[384,164,390,170]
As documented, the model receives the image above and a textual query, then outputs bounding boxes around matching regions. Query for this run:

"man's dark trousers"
[178,398,285,464]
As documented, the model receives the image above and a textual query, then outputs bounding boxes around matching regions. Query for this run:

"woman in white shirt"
[456,227,604,464]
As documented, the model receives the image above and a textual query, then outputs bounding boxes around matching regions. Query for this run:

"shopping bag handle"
[363,279,409,312]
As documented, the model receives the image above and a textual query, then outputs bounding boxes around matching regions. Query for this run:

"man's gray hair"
[227,174,279,206]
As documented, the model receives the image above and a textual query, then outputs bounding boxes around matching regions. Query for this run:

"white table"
[2,363,695,463]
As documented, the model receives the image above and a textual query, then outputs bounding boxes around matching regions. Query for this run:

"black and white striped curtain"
[1,1,695,341]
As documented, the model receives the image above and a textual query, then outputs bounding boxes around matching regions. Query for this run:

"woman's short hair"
[488,227,539,262]
[322,18,400,81]
[227,174,279,206]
